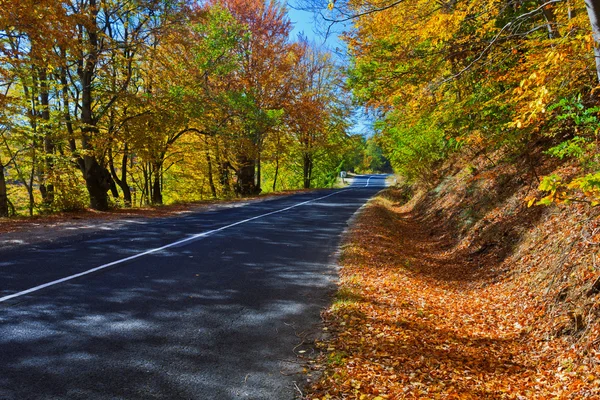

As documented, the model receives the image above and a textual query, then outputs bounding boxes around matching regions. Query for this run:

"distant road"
[0,174,388,399]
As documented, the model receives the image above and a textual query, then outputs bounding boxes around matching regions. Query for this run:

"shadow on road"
[0,188,382,399]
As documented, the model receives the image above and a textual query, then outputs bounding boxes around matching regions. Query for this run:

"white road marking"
[0,190,350,303]
[365,177,372,187]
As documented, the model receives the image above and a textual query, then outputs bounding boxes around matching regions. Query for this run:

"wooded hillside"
[299,0,600,397]
[0,0,390,217]
[330,0,600,203]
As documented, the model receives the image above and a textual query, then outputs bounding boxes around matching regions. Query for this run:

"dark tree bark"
[82,156,113,210]
[205,137,217,198]
[59,50,77,158]
[255,153,261,193]
[38,66,54,205]
[586,0,600,82]
[142,163,150,206]
[74,0,115,211]
[539,0,561,39]
[272,156,279,192]
[235,155,259,196]
[303,153,313,189]
[108,144,132,207]
[151,163,163,205]
[0,163,8,217]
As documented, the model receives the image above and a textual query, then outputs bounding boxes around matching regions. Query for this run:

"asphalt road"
[0,174,387,400]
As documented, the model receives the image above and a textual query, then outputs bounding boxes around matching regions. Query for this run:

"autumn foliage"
[335,0,600,205]
[289,0,600,396]
[0,0,375,216]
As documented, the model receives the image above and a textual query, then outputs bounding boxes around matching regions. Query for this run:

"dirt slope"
[305,150,600,399]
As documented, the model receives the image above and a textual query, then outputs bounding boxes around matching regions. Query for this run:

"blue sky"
[288,8,319,39]
[286,6,346,55]
[285,5,373,136]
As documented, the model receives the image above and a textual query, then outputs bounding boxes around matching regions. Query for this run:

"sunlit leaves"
[344,0,598,186]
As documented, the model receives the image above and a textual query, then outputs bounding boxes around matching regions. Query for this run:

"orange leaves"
[308,190,532,398]
[306,182,600,399]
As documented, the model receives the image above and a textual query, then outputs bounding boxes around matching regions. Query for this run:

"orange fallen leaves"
[305,185,600,399]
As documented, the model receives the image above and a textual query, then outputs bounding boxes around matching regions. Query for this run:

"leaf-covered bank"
[338,0,600,208]
[305,148,600,399]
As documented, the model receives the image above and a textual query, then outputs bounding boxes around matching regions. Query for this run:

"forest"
[4,0,600,397]
[0,0,389,217]
[300,0,600,397]
[333,0,600,203]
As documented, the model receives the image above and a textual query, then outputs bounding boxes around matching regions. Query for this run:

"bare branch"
[439,0,565,85]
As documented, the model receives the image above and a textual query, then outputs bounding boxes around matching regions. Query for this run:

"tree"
[288,39,346,188]
[220,0,297,196]
[132,4,246,204]
[0,0,356,215]
[585,0,600,82]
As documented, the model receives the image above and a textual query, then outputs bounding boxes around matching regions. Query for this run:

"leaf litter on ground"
[305,183,600,400]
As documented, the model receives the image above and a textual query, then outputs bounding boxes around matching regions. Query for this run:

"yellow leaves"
[327,1,334,11]
[422,11,467,43]
[545,49,566,66]
[527,171,600,207]
[511,76,550,129]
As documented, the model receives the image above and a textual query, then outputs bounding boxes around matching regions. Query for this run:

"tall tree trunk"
[28,145,35,216]
[78,65,114,211]
[59,52,78,159]
[586,0,600,83]
[108,144,132,207]
[21,69,37,216]
[39,66,54,205]
[0,163,8,217]
[272,135,281,192]
[143,163,150,205]
[120,155,132,207]
[303,153,313,189]
[205,136,217,198]
[255,153,261,194]
[216,140,231,196]
[79,101,113,210]
[272,155,279,192]
[77,0,113,211]
[151,163,163,205]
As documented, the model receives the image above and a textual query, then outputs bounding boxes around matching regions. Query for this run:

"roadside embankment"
[306,151,600,398]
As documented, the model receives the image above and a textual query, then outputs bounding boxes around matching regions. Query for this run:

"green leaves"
[531,173,600,207]
[548,96,600,129]
[546,137,589,161]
